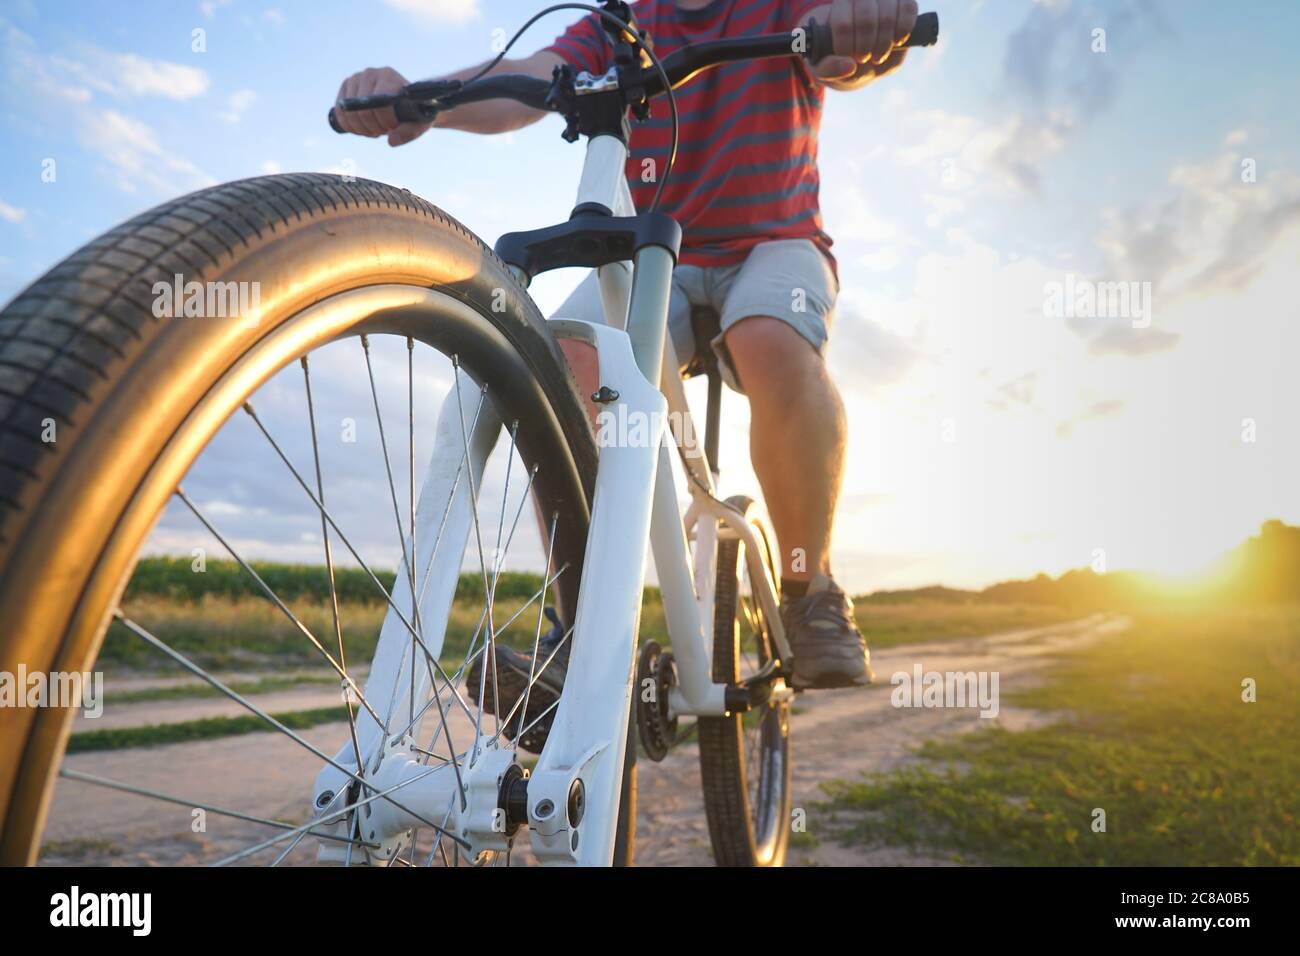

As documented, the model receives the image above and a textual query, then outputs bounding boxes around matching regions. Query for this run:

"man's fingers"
[830,0,854,59]
[815,55,859,80]
[355,72,390,138]
[335,67,410,138]
[854,0,879,64]
[335,77,364,135]
[897,0,919,43]
[387,122,426,147]
[871,46,908,77]
[871,0,898,65]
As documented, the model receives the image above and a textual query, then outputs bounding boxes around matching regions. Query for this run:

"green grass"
[126,555,546,605]
[67,705,349,753]
[110,673,338,704]
[819,607,1300,865]
[853,597,1079,649]
[38,837,122,860]
[105,561,670,675]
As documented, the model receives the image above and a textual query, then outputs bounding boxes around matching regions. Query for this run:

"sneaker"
[781,574,873,690]
[466,606,568,753]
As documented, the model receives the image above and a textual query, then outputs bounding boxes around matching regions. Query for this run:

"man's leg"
[713,240,871,689]
[723,316,845,586]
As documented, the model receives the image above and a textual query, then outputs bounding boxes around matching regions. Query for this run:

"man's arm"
[333,49,564,146]
[802,0,918,92]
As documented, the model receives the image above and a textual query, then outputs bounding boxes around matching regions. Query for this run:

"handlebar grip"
[805,11,938,63]
[907,12,939,48]
[329,99,429,133]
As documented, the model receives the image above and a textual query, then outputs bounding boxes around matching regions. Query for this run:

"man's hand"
[813,0,918,86]
[334,66,430,146]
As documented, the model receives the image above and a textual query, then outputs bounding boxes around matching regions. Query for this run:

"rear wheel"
[0,173,636,865]
[697,496,792,866]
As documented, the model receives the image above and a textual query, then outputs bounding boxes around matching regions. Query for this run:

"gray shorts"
[551,238,838,393]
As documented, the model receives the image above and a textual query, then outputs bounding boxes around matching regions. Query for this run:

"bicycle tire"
[0,173,637,865]
[697,496,791,867]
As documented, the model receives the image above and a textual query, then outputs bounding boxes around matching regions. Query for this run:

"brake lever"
[329,88,442,134]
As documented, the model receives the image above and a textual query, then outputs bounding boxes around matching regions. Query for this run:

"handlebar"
[329,11,938,133]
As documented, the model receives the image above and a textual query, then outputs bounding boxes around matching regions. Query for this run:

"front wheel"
[0,173,636,865]
[697,496,792,867]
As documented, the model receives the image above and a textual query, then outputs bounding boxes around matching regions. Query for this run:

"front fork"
[311,247,679,865]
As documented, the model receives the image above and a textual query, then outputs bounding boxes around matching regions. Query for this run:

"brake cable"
[459,2,680,212]
[445,5,737,511]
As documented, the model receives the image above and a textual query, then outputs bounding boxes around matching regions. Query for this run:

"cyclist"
[334,0,919,740]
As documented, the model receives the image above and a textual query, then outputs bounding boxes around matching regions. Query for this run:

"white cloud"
[892,107,1069,195]
[79,109,215,195]
[45,47,209,101]
[218,88,257,124]
[2,24,213,196]
[859,248,899,272]
[111,52,209,99]
[0,198,26,223]
[1095,140,1300,302]
[2,23,91,102]
[382,0,480,24]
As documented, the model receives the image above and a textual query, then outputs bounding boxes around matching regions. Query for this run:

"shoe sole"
[792,664,875,691]
[467,649,562,737]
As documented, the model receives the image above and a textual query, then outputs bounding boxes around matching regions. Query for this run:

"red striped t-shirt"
[547,0,832,269]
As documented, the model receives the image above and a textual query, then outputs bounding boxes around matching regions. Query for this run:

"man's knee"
[723,316,823,390]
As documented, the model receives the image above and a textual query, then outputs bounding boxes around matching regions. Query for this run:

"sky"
[1,0,1298,592]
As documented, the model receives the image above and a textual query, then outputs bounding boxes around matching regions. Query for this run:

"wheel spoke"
[360,335,424,729]
[408,337,418,729]
[58,768,373,850]
[174,486,390,736]
[491,624,572,747]
[112,611,462,847]
[514,510,559,748]
[301,355,367,789]
[451,359,499,755]
[241,401,470,728]
[446,468,540,675]
[213,760,464,866]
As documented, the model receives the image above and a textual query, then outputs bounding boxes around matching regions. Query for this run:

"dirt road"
[39,614,1123,866]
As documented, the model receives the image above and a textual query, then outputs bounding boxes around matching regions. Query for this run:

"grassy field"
[817,606,1300,865]
[852,595,1078,649]
[102,590,669,676]
[67,706,349,754]
[101,591,1069,678]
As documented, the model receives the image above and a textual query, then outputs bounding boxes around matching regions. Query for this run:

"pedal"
[635,640,678,762]
[725,660,793,711]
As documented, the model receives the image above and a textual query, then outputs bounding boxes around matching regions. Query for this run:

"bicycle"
[0,2,937,867]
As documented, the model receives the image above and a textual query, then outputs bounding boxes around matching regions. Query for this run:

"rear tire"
[697,496,792,867]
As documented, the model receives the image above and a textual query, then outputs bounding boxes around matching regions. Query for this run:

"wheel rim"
[6,286,591,866]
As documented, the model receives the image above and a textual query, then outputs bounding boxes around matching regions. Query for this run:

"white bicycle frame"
[313,132,789,866]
